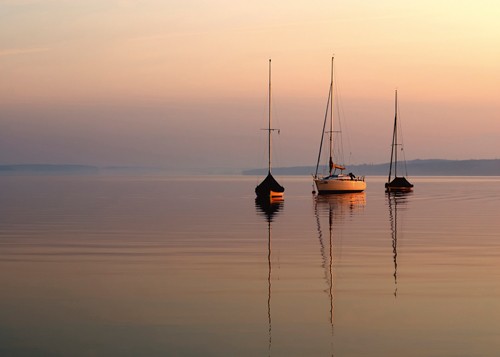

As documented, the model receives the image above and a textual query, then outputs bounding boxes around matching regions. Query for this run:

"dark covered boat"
[255,59,284,201]
[255,172,284,200]
[385,176,413,192]
[386,90,413,193]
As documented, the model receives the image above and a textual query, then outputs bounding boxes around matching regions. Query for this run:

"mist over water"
[0,175,499,356]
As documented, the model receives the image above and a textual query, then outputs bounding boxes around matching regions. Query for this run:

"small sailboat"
[255,59,284,200]
[313,57,366,194]
[385,90,414,193]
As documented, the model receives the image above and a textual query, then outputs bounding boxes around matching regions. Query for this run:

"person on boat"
[349,172,355,180]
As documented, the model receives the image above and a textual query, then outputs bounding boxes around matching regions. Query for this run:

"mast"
[329,56,334,176]
[394,90,398,177]
[268,59,272,174]
[388,90,398,182]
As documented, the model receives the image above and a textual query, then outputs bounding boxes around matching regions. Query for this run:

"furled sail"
[255,172,285,198]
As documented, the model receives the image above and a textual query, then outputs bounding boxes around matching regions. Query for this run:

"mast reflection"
[313,193,365,356]
[255,197,283,356]
[387,191,411,298]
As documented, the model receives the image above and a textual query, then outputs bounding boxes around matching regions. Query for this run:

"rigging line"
[333,61,350,166]
[402,147,409,177]
[397,95,409,177]
[388,91,397,182]
[257,85,269,178]
[257,123,267,185]
[268,87,284,174]
[315,85,332,177]
[332,63,344,166]
[272,130,283,172]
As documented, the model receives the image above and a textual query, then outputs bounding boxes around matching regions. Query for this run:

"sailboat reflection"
[255,197,283,356]
[313,193,365,355]
[387,191,411,298]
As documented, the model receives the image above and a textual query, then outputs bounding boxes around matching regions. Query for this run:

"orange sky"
[1,0,499,172]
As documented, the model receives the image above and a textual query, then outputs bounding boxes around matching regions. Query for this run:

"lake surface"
[0,175,499,356]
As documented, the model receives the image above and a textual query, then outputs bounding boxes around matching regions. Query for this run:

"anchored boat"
[385,90,414,193]
[313,57,366,194]
[255,59,284,201]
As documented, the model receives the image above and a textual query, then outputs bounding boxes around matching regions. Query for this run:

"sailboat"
[255,59,285,200]
[313,57,366,194]
[385,90,414,192]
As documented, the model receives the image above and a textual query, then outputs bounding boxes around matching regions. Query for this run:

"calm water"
[0,175,500,356]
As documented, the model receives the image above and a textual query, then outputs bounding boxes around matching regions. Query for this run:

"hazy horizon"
[2,1,499,172]
[0,158,499,177]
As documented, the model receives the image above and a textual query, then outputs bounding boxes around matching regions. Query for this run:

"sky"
[1,0,499,173]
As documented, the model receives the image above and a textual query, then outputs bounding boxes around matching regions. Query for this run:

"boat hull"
[256,173,285,200]
[385,185,413,193]
[314,177,366,194]
[256,190,284,200]
[385,187,413,193]
[385,177,413,193]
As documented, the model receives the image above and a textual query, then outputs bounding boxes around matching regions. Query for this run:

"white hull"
[314,176,366,193]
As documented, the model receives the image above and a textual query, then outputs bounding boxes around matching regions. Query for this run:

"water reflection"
[314,192,366,216]
[386,192,412,298]
[313,193,366,356]
[255,198,283,356]
[255,198,283,223]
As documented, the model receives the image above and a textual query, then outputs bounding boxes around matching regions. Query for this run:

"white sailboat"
[256,59,284,201]
[385,90,413,193]
[313,57,366,194]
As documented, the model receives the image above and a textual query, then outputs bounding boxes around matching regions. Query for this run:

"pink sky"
[1,0,499,172]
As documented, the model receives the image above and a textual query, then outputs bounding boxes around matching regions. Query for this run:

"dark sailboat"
[385,90,414,193]
[255,59,284,200]
[255,172,284,199]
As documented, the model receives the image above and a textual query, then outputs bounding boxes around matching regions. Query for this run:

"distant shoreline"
[0,164,158,175]
[0,159,499,176]
[242,159,500,176]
